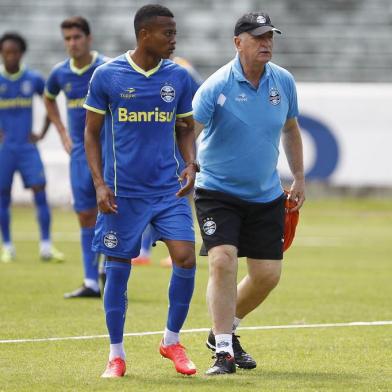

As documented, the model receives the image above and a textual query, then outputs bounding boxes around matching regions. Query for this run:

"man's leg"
[208,245,238,344]
[64,208,101,297]
[203,245,238,374]
[30,184,64,262]
[93,196,149,377]
[236,258,282,320]
[65,157,101,297]
[159,239,196,375]
[0,189,14,262]
[101,257,131,378]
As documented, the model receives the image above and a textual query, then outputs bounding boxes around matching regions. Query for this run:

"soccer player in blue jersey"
[0,32,64,263]
[133,55,202,267]
[44,17,106,298]
[193,12,306,375]
[84,4,198,378]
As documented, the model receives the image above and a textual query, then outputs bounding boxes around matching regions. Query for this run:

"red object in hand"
[283,191,299,252]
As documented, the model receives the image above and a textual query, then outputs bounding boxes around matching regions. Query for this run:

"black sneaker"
[206,330,257,369]
[205,352,236,375]
[64,284,101,299]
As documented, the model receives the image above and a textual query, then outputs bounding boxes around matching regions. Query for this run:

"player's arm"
[44,95,72,154]
[175,114,198,197]
[281,117,305,211]
[84,110,117,214]
[30,114,51,143]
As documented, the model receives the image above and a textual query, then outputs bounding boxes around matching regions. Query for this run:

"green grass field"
[0,198,391,391]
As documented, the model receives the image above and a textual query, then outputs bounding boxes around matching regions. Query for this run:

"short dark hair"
[134,4,174,38]
[0,32,27,53]
[61,16,90,36]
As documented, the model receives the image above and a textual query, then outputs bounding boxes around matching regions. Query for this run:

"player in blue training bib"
[44,17,107,298]
[0,32,64,264]
[84,5,198,378]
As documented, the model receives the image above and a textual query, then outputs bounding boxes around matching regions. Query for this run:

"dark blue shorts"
[0,144,46,191]
[70,158,97,212]
[93,194,195,259]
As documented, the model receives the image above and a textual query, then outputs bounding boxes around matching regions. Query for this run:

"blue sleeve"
[192,76,219,126]
[83,67,109,114]
[176,70,193,118]
[45,68,61,98]
[286,73,299,119]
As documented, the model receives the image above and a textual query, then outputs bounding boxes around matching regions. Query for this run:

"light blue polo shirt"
[193,55,299,203]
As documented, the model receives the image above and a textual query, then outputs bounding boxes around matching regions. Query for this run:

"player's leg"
[235,193,285,322]
[0,188,14,262]
[152,195,196,375]
[65,159,100,298]
[194,188,244,374]
[95,196,150,377]
[0,147,16,262]
[213,193,284,370]
[236,259,281,319]
[18,146,64,262]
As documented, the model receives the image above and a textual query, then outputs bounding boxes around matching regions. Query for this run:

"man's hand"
[96,184,118,214]
[287,178,305,212]
[29,132,43,144]
[176,164,197,197]
[175,118,188,131]
[60,132,73,155]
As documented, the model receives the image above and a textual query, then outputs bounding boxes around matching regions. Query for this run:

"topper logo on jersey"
[118,107,174,122]
[103,232,118,249]
[120,88,136,99]
[269,87,281,105]
[160,84,175,102]
[202,217,216,235]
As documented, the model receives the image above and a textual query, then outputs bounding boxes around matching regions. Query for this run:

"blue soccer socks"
[0,190,11,244]
[104,261,131,344]
[167,264,195,333]
[33,190,51,241]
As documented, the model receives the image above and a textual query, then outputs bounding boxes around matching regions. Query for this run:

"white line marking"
[1,320,391,344]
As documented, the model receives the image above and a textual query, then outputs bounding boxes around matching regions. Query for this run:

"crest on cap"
[256,15,266,24]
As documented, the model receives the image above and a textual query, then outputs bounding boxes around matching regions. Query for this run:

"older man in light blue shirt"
[192,11,305,375]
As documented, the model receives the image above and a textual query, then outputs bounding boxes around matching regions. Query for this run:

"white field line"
[0,320,391,344]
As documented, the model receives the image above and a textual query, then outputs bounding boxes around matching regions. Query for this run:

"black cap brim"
[248,26,282,36]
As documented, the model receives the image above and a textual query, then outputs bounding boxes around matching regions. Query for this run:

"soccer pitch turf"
[0,198,391,391]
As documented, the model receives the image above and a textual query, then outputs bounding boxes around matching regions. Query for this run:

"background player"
[0,32,64,263]
[44,17,106,298]
[84,4,198,377]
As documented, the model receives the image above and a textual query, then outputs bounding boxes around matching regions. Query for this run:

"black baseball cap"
[234,12,282,36]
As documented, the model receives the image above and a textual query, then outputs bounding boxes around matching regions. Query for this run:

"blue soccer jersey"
[84,52,193,198]
[45,51,106,160]
[0,65,45,145]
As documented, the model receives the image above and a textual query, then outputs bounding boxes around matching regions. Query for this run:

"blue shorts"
[70,158,97,212]
[93,194,195,259]
[0,144,46,191]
